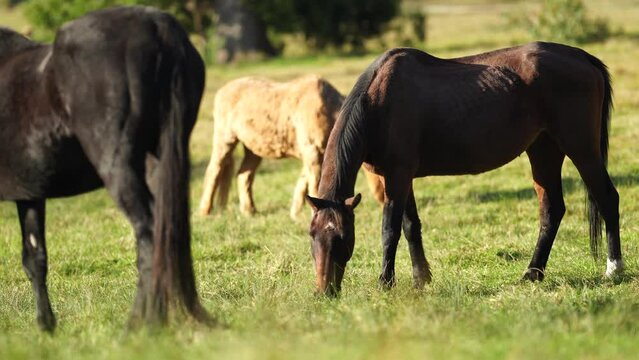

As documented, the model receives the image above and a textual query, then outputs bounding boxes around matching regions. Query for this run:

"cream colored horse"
[198,75,383,218]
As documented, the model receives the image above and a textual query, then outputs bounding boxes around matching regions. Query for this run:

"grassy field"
[2,1,639,359]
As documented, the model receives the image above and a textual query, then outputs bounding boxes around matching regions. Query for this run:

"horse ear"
[306,195,327,212]
[344,193,361,210]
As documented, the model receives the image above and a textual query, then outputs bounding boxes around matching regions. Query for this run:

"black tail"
[584,52,613,259]
[151,25,210,324]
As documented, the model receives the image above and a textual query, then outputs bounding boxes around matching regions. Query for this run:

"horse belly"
[234,117,297,159]
[0,137,103,201]
[417,120,539,176]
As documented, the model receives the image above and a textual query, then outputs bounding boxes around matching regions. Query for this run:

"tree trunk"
[213,0,276,63]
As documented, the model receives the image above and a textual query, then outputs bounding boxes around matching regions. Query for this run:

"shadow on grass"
[468,171,639,203]
[541,272,636,290]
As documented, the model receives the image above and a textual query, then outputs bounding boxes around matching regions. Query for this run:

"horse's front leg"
[379,171,412,289]
[17,200,56,332]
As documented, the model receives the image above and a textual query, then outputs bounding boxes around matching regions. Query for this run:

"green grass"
[2,1,639,359]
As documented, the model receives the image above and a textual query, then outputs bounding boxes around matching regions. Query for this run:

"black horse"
[0,6,209,331]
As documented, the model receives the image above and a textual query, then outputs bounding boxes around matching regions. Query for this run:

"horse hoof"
[378,274,396,290]
[522,268,544,282]
[240,207,256,216]
[37,312,56,333]
[413,267,432,289]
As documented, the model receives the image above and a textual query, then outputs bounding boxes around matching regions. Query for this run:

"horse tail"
[152,25,209,323]
[584,51,613,259]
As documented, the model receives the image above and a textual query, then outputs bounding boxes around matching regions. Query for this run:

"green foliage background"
[509,0,611,44]
[22,0,400,50]
[246,0,400,48]
[23,0,194,40]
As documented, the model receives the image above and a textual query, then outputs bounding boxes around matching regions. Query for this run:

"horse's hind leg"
[98,156,155,327]
[292,146,321,218]
[522,134,566,281]
[402,189,432,288]
[364,168,385,205]
[237,146,262,215]
[76,131,154,325]
[17,200,56,332]
[571,155,622,276]
[198,132,238,215]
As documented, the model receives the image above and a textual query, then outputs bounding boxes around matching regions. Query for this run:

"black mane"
[331,49,399,199]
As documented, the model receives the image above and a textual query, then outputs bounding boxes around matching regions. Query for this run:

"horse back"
[214,75,343,159]
[363,43,605,176]
[51,6,203,164]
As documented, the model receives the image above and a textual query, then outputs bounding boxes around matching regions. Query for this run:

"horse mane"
[329,49,400,199]
[0,27,39,58]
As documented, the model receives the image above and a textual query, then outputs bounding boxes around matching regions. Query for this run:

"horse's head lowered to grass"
[306,194,361,296]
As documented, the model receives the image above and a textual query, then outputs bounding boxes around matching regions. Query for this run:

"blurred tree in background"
[20,0,400,63]
[0,0,22,7]
[23,0,201,40]
[246,0,400,50]
[213,0,277,63]
[513,0,610,44]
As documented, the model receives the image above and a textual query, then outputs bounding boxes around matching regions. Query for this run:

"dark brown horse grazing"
[307,42,622,295]
[0,7,210,331]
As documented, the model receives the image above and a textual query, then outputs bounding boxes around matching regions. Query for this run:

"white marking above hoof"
[606,258,624,277]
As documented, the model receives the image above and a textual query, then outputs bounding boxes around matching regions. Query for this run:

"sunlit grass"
[1,1,639,359]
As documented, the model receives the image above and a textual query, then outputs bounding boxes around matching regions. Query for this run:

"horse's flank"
[0,33,96,201]
[320,42,609,200]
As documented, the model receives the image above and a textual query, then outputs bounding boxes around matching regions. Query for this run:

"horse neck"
[317,126,364,202]
[0,28,38,58]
